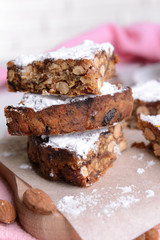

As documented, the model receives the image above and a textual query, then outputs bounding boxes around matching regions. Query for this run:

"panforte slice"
[5,82,133,136]
[28,123,127,186]
[7,40,118,97]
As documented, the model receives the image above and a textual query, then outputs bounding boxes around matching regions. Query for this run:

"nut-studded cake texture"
[7,40,119,97]
[28,123,127,187]
[128,80,160,128]
[4,82,133,136]
[138,114,160,157]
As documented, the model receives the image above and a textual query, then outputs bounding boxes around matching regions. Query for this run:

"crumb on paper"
[19,163,32,170]
[137,168,145,174]
[146,190,155,198]
[131,142,146,149]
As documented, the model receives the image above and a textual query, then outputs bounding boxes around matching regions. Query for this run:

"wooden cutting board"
[1,128,160,240]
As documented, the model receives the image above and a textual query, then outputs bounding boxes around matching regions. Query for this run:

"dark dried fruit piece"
[102,108,117,126]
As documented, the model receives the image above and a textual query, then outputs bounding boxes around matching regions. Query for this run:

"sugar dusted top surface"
[13,40,114,67]
[140,114,160,130]
[132,80,160,102]
[18,82,126,111]
[41,127,110,159]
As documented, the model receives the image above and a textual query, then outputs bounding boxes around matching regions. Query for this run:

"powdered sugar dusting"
[57,193,99,217]
[92,189,97,194]
[114,143,121,156]
[19,163,32,170]
[14,40,114,67]
[104,195,140,217]
[42,127,109,159]
[2,151,16,157]
[49,169,54,177]
[138,153,144,161]
[116,186,133,194]
[132,80,160,102]
[146,190,155,198]
[57,185,141,219]
[131,153,144,161]
[137,168,145,174]
[140,114,160,130]
[17,82,126,111]
[146,160,155,168]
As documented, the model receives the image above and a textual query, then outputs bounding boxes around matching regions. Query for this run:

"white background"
[0,0,160,64]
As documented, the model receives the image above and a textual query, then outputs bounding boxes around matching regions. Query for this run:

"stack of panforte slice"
[5,40,133,186]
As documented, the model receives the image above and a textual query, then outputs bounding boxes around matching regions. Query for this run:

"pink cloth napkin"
[1,23,160,239]
[1,22,160,87]
[0,68,7,87]
[54,23,160,63]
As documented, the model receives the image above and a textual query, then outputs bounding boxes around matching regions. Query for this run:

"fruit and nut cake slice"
[138,114,160,157]
[7,40,119,97]
[5,82,133,136]
[128,80,160,128]
[28,123,127,187]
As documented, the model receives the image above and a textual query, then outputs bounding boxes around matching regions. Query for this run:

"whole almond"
[23,188,56,215]
[153,143,160,156]
[56,81,69,94]
[108,140,115,152]
[136,106,150,115]
[118,140,127,152]
[100,65,105,76]
[113,123,121,139]
[144,127,155,141]
[0,200,16,224]
[73,66,86,75]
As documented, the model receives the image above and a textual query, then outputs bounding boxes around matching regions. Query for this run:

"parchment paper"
[0,128,160,240]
